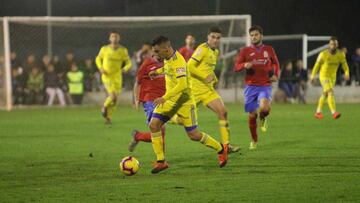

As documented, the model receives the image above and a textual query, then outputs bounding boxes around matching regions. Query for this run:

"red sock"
[135,131,151,142]
[260,109,270,119]
[248,115,258,142]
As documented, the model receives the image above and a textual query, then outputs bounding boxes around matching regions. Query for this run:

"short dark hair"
[151,36,170,46]
[208,26,222,34]
[185,33,195,38]
[109,30,120,36]
[330,36,338,41]
[249,25,263,35]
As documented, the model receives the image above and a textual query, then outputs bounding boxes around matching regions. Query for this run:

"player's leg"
[46,87,55,106]
[248,111,258,150]
[315,78,330,119]
[55,88,66,106]
[258,86,273,132]
[325,79,340,119]
[205,95,240,153]
[181,104,228,167]
[244,85,260,149]
[129,101,166,152]
[186,128,228,167]
[149,103,173,174]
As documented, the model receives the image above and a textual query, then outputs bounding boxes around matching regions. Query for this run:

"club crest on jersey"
[263,51,269,58]
[176,67,186,74]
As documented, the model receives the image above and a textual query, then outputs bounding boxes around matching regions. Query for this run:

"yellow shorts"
[320,78,335,92]
[153,100,198,130]
[193,89,222,106]
[102,75,122,94]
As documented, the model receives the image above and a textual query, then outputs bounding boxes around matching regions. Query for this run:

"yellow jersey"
[95,45,132,77]
[157,51,193,105]
[187,42,219,94]
[311,49,349,79]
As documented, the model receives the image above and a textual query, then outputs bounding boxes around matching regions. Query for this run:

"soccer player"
[233,25,280,150]
[187,26,240,153]
[148,36,228,174]
[129,48,166,152]
[310,36,350,119]
[178,33,196,61]
[95,31,132,124]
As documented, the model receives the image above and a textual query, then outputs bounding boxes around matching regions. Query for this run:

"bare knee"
[187,130,202,141]
[249,112,258,119]
[149,121,161,133]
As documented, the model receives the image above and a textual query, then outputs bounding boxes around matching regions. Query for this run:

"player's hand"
[269,75,278,82]
[100,69,108,76]
[205,74,215,83]
[344,75,350,81]
[310,77,315,85]
[133,100,140,111]
[244,62,253,69]
[148,71,157,80]
[153,97,166,106]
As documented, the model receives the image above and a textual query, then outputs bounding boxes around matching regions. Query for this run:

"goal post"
[1,15,251,110]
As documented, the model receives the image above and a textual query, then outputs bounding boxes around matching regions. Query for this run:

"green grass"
[1,104,360,202]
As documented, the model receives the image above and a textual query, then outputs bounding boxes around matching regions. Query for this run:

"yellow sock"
[151,131,165,161]
[107,104,117,119]
[327,92,336,114]
[219,120,230,144]
[104,96,113,108]
[200,132,222,153]
[316,95,326,113]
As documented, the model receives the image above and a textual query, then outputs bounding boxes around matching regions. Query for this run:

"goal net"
[1,15,251,110]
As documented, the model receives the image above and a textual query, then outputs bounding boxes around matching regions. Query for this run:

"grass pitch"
[1,104,360,202]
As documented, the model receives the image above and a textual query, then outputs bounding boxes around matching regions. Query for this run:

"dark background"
[1,0,359,64]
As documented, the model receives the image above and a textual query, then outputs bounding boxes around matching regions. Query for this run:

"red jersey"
[136,57,165,102]
[178,46,195,62]
[234,44,280,86]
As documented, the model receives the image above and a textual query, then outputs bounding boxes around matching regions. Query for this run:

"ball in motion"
[119,156,140,176]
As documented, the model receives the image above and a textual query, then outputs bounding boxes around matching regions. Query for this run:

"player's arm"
[340,53,350,80]
[233,48,252,72]
[95,47,107,75]
[160,67,188,102]
[122,48,132,73]
[188,47,211,82]
[269,47,280,81]
[310,52,324,81]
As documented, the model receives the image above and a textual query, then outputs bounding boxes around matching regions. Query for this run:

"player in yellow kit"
[310,36,350,119]
[187,27,240,153]
[95,31,132,124]
[148,36,228,174]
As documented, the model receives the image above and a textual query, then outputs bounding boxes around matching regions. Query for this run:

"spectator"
[294,59,308,104]
[26,67,44,104]
[44,63,66,106]
[352,47,360,85]
[10,52,21,70]
[82,58,97,92]
[22,54,38,74]
[41,54,52,72]
[12,67,27,105]
[178,33,196,61]
[67,63,84,105]
[279,60,296,103]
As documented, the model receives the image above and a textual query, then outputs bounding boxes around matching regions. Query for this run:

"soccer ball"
[119,156,140,176]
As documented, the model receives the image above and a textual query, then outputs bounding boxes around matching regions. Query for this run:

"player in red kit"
[128,48,166,152]
[233,25,280,150]
[178,33,195,61]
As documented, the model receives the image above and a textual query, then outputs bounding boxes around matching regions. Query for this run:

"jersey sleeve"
[233,48,247,72]
[340,53,350,77]
[188,45,209,80]
[269,47,280,77]
[95,46,105,70]
[162,64,188,100]
[122,48,132,72]
[311,52,325,79]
